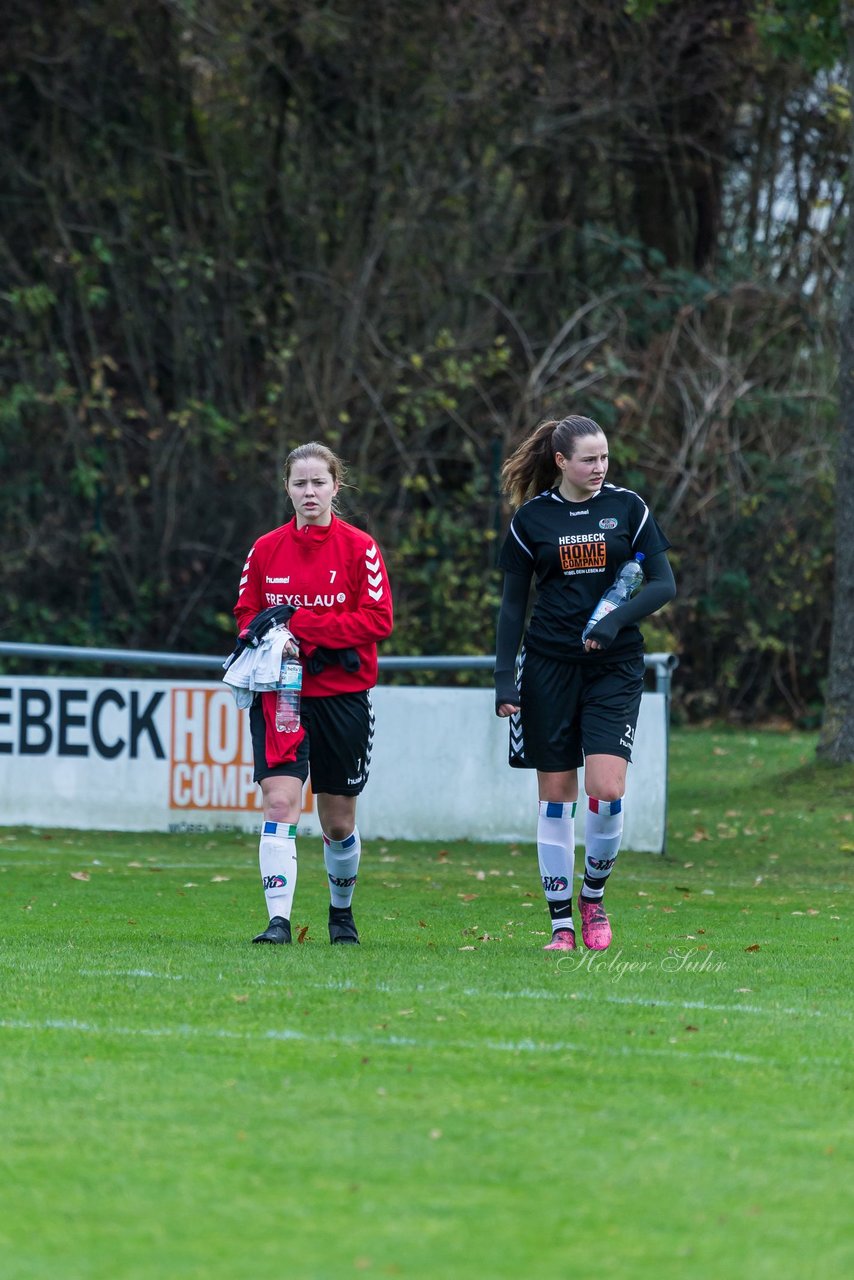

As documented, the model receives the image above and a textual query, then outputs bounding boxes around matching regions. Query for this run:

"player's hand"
[495,673,521,717]
[497,702,520,718]
[273,625,300,658]
[583,614,618,653]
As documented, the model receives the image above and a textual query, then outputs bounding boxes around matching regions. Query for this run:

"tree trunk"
[818,2,854,760]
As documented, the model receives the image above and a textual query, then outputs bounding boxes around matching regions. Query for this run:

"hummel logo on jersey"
[569,508,589,516]
[366,543,384,601]
[266,576,290,584]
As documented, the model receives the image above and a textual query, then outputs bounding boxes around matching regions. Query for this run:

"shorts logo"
[263,874,287,888]
[599,518,618,530]
[542,875,569,893]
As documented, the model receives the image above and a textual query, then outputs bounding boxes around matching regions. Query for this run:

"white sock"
[582,798,623,901]
[259,820,297,921]
[323,827,361,908]
[537,801,576,932]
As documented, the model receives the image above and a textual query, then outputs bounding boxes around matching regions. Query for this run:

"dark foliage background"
[0,0,844,722]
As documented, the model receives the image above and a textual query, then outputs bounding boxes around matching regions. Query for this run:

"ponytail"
[501,415,603,508]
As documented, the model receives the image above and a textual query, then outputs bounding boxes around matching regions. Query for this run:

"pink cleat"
[544,928,576,952]
[579,898,612,950]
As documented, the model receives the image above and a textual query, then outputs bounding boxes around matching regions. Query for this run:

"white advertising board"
[0,677,667,850]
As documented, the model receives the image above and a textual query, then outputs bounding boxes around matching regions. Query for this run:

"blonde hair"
[501,415,604,508]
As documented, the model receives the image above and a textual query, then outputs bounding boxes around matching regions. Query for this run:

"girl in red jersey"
[494,416,676,954]
[234,442,393,946]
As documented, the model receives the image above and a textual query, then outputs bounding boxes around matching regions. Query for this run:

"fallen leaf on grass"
[418,920,428,928]
[232,994,249,1003]
[183,882,198,888]
[684,1025,699,1032]
[397,1009,414,1017]
[459,945,477,951]
[429,1129,442,1140]
[735,988,752,993]
[70,871,90,881]
[459,893,479,901]
[437,849,449,862]
[211,875,230,883]
[127,861,143,868]
[744,944,761,952]
[297,925,310,944]
[674,886,692,893]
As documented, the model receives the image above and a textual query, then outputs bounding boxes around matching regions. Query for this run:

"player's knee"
[265,802,299,825]
[593,786,624,805]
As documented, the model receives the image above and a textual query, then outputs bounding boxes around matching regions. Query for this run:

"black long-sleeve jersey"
[498,483,671,664]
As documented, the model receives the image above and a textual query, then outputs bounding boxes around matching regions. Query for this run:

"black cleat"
[328,905,360,945]
[252,916,292,944]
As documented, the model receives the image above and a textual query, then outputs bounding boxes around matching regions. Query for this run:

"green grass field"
[1,728,852,1279]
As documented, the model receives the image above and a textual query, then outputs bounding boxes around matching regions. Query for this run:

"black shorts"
[250,690,374,795]
[510,649,644,771]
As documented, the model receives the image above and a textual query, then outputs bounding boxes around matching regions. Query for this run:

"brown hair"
[283,441,349,510]
[500,415,605,508]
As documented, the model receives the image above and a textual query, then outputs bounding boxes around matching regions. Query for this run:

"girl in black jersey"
[494,416,676,952]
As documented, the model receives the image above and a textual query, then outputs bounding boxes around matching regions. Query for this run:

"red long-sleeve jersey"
[233,515,394,697]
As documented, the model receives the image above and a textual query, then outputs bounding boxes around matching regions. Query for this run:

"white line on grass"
[29,966,841,1022]
[78,968,185,981]
[1,1015,844,1070]
[1,959,845,1024]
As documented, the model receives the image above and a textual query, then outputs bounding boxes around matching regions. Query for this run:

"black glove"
[238,604,297,648]
[305,646,362,676]
[494,671,521,714]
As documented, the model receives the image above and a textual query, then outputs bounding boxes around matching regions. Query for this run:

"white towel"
[222,625,298,705]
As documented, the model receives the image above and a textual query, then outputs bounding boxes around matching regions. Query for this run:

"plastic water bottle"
[275,657,303,732]
[582,553,645,643]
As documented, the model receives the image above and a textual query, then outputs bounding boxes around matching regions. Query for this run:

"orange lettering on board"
[169,688,314,813]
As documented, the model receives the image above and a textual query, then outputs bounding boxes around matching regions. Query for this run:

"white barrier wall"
[0,677,668,850]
